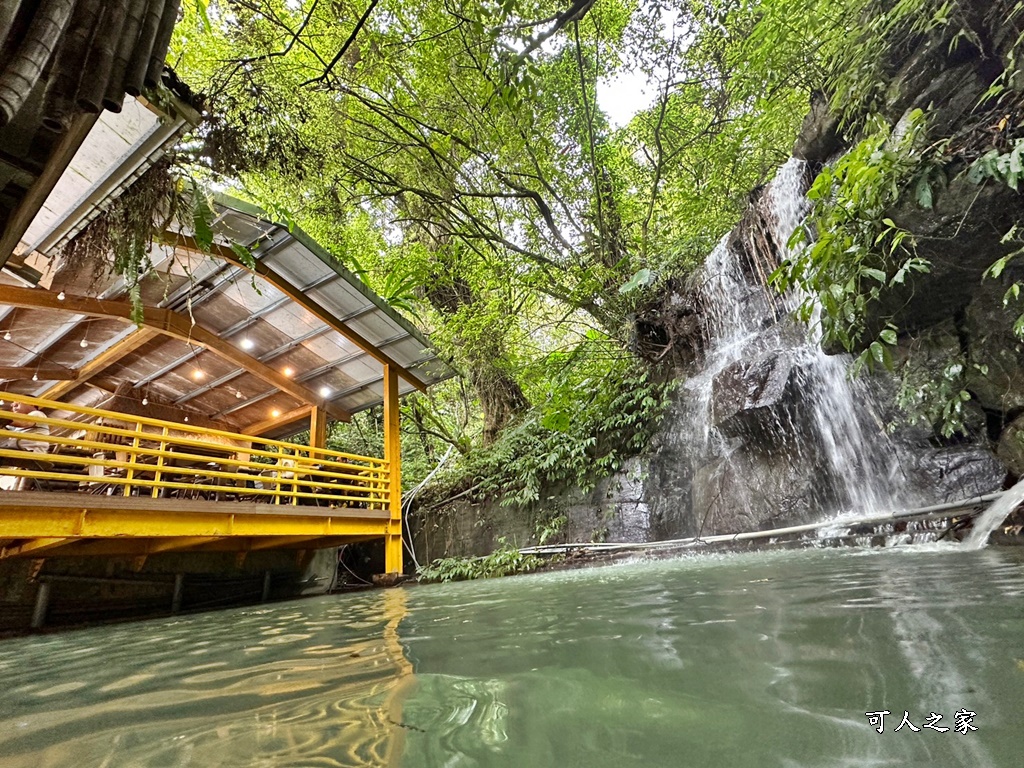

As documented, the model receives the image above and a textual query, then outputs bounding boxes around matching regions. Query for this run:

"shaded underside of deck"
[0,491,392,559]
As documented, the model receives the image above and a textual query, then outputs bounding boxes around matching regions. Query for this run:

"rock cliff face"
[411,3,1021,559]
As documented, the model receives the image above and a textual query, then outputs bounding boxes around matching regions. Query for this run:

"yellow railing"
[0,391,389,508]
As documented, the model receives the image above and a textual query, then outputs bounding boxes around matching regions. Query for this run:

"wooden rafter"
[167,233,428,393]
[41,327,158,399]
[242,404,312,437]
[0,365,76,381]
[0,285,351,422]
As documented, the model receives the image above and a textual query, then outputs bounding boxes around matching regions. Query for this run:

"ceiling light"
[3,332,10,341]
[319,386,331,398]
[142,397,148,406]
[271,409,281,418]
[240,338,254,350]
[235,390,243,399]
[184,416,189,422]
[192,369,204,380]
[282,367,294,377]
[57,291,65,301]
[32,373,38,381]
[79,338,89,348]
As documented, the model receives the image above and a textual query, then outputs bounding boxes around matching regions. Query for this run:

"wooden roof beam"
[41,327,158,400]
[0,285,352,422]
[167,233,429,393]
[0,114,100,268]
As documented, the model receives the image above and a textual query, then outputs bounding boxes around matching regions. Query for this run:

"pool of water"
[0,545,1022,767]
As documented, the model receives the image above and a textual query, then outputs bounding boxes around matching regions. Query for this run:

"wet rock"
[964,279,1024,414]
[906,445,1006,502]
[691,451,835,535]
[712,352,801,442]
[997,414,1024,477]
[866,177,1020,340]
[792,91,843,165]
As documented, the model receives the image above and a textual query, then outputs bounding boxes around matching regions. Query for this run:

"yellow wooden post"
[310,406,328,459]
[123,422,144,497]
[290,446,299,506]
[383,364,403,574]
[151,426,169,498]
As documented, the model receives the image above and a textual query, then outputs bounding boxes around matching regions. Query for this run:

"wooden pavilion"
[0,61,454,597]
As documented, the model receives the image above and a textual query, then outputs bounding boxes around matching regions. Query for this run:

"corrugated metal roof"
[1,164,455,434]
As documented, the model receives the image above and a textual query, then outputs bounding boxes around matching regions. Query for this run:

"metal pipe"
[519,493,1004,556]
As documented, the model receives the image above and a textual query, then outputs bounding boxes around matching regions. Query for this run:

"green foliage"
[770,111,937,367]
[417,542,543,583]
[975,142,1024,339]
[422,354,670,510]
[896,354,987,439]
[536,514,567,546]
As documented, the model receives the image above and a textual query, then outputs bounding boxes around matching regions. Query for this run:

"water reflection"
[0,589,413,767]
[0,548,1022,768]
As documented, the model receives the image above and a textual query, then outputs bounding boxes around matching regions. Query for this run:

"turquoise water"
[0,546,1022,767]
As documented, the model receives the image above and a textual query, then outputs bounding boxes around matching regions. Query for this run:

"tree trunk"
[470,365,531,444]
[423,272,530,444]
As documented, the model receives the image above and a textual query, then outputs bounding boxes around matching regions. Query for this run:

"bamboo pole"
[0,2,23,64]
[144,0,179,89]
[77,0,129,113]
[0,0,76,127]
[103,0,147,111]
[124,0,164,96]
[42,0,103,131]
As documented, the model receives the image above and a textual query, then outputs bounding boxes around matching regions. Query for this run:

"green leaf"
[914,175,933,209]
[987,256,1010,279]
[862,267,887,283]
[618,268,654,294]
[230,242,256,270]
[880,328,897,345]
[541,411,570,433]
[870,341,885,365]
[192,191,215,252]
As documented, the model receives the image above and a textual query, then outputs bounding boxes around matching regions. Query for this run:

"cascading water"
[963,477,1024,549]
[675,158,921,529]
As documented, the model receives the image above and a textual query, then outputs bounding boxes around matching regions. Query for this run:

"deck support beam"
[30,582,51,629]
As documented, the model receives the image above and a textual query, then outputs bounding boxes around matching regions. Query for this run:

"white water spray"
[962,479,1023,549]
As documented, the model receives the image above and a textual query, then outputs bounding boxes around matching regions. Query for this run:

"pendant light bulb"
[3,332,10,341]
[80,338,89,348]
[32,373,38,381]
[142,397,148,406]
[57,291,65,301]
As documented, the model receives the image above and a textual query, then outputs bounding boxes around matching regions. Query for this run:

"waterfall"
[676,158,918,527]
